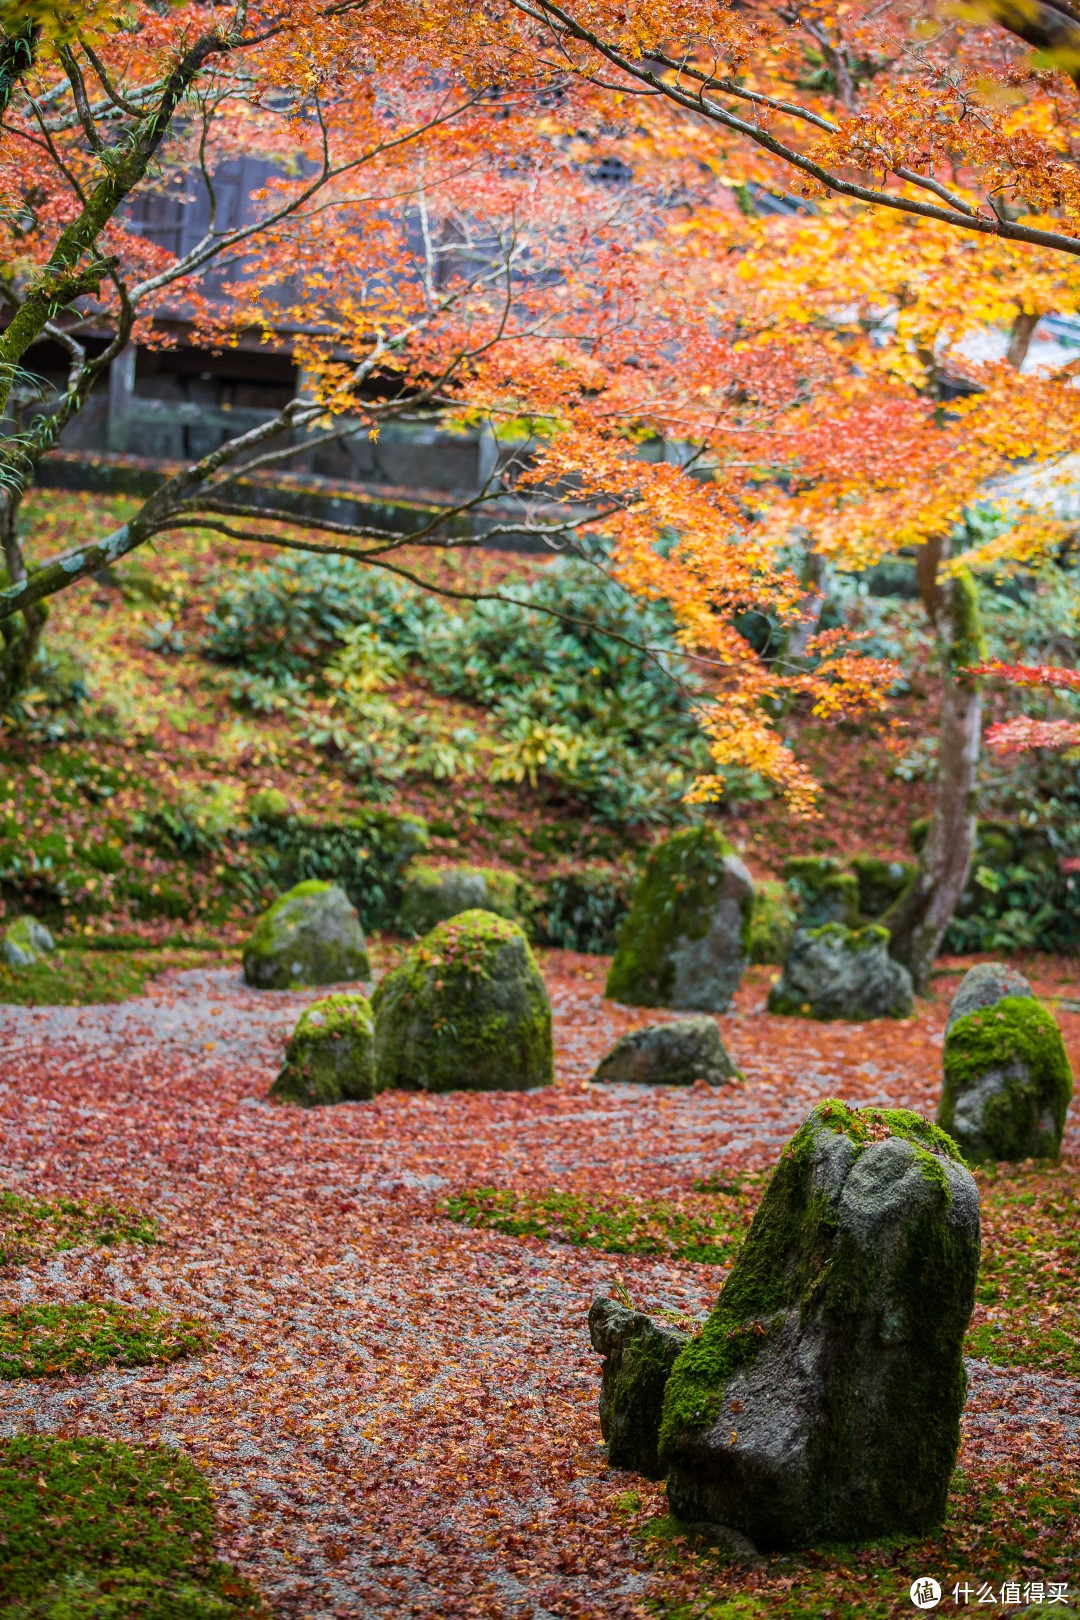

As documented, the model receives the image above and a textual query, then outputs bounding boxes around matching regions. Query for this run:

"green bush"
[534,865,634,954]
[253,808,429,930]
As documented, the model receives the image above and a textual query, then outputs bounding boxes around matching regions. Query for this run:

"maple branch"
[509,0,1080,256]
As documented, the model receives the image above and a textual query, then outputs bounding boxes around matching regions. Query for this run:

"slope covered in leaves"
[0,950,1076,1617]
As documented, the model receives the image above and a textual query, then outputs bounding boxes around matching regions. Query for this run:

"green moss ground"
[0,1192,157,1266]
[0,1301,212,1380]
[968,1162,1080,1377]
[0,1435,266,1617]
[632,1461,1078,1618]
[0,947,227,1005]
[444,1178,765,1266]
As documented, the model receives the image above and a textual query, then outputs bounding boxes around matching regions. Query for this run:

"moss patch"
[940,995,1073,1162]
[0,947,224,1006]
[397,861,534,936]
[444,1179,763,1265]
[0,1435,266,1616]
[372,909,552,1093]
[0,1301,212,1380]
[0,1192,157,1267]
[966,1162,1080,1377]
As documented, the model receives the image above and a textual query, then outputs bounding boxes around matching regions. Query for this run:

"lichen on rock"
[593,1016,736,1086]
[767,923,913,1021]
[939,980,1072,1162]
[397,863,533,937]
[605,827,753,1013]
[241,881,370,990]
[372,909,553,1093]
[589,1296,690,1478]
[1,916,55,968]
[659,1098,980,1550]
[270,993,377,1106]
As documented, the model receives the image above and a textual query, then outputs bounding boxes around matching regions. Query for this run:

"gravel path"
[0,956,1076,1618]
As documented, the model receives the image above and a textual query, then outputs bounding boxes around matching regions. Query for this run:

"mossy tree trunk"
[884,568,983,994]
[0,486,46,711]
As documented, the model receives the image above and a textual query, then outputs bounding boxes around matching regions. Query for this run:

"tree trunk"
[883,570,983,994]
[0,486,46,711]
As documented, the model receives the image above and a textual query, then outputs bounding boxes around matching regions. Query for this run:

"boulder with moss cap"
[939,965,1071,1161]
[593,1016,737,1087]
[768,923,913,1021]
[397,862,534,937]
[270,993,377,1106]
[605,827,753,1013]
[242,881,370,990]
[372,909,552,1093]
[588,1297,690,1478]
[1,916,55,968]
[656,1099,980,1550]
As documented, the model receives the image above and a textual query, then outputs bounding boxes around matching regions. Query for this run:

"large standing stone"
[659,1099,980,1550]
[372,910,553,1093]
[593,1016,736,1087]
[939,967,1071,1161]
[1,916,55,968]
[397,863,532,937]
[270,993,377,1106]
[605,828,753,1013]
[242,881,370,990]
[588,1297,690,1478]
[944,961,1033,1034]
[767,924,913,1021]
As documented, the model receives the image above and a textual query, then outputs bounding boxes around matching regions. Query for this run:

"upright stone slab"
[593,1016,736,1086]
[397,863,531,937]
[372,910,553,1093]
[270,993,377,1106]
[242,881,370,990]
[768,924,913,1021]
[1,916,55,968]
[605,828,753,1013]
[659,1100,980,1550]
[939,966,1071,1161]
[589,1297,690,1479]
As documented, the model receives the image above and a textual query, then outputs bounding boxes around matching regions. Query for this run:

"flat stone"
[593,1016,736,1086]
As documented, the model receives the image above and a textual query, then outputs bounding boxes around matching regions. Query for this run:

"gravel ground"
[0,955,1076,1618]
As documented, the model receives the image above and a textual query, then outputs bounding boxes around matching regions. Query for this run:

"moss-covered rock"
[248,787,291,824]
[589,1296,690,1478]
[768,924,913,1021]
[605,828,753,1013]
[782,857,858,928]
[241,881,370,990]
[660,1099,980,1550]
[944,960,1032,1034]
[1,916,55,968]
[849,855,916,921]
[397,862,534,937]
[372,910,553,1093]
[939,979,1072,1162]
[270,993,377,1106]
[593,1016,736,1086]
[748,879,797,965]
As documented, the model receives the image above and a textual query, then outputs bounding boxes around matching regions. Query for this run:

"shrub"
[534,865,634,954]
